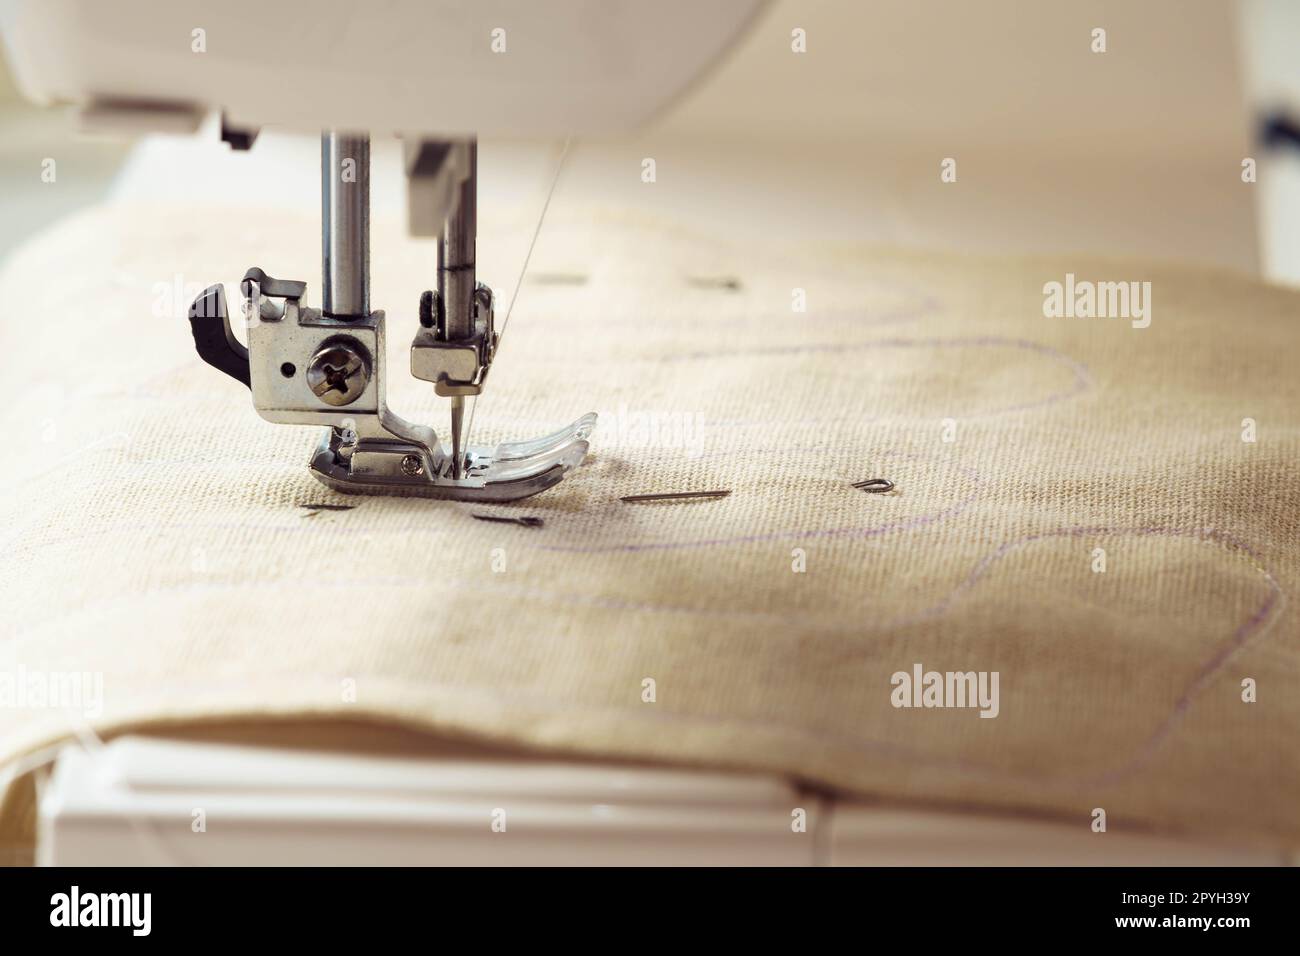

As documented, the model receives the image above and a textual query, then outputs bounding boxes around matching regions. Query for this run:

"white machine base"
[36,737,1281,866]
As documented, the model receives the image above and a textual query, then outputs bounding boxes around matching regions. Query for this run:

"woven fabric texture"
[2,201,1298,853]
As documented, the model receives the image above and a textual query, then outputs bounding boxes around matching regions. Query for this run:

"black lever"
[189,284,250,388]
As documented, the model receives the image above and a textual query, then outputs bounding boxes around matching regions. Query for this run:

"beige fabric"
[2,200,1299,857]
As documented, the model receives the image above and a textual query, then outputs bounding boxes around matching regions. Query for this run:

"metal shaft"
[439,140,477,340]
[321,131,370,318]
[440,139,477,479]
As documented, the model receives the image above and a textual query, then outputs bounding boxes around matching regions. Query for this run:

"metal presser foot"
[187,131,594,501]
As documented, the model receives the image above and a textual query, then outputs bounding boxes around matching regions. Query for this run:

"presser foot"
[184,130,589,503]
[307,412,597,501]
[187,269,595,503]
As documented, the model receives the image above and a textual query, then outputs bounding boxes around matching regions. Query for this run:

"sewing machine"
[0,0,763,499]
[9,0,1296,873]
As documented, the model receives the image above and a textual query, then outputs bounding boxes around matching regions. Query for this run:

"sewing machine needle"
[450,395,465,480]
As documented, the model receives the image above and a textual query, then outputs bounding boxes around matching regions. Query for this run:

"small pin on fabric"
[852,478,894,493]
[473,514,544,528]
[685,275,742,292]
[620,490,732,503]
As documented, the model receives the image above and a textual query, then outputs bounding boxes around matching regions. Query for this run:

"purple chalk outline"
[538,502,1282,788]
[898,524,1285,788]
[10,523,1279,793]
[803,524,1283,789]
[673,336,1094,427]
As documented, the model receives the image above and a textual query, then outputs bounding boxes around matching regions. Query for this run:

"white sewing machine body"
[0,0,763,138]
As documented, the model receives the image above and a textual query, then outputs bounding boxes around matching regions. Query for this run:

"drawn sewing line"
[8,511,1284,795]
[667,335,1093,428]
[536,300,938,331]
[891,524,1286,788]
[5,309,1276,792]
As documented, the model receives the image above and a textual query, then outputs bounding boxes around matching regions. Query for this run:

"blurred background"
[2,0,1300,282]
